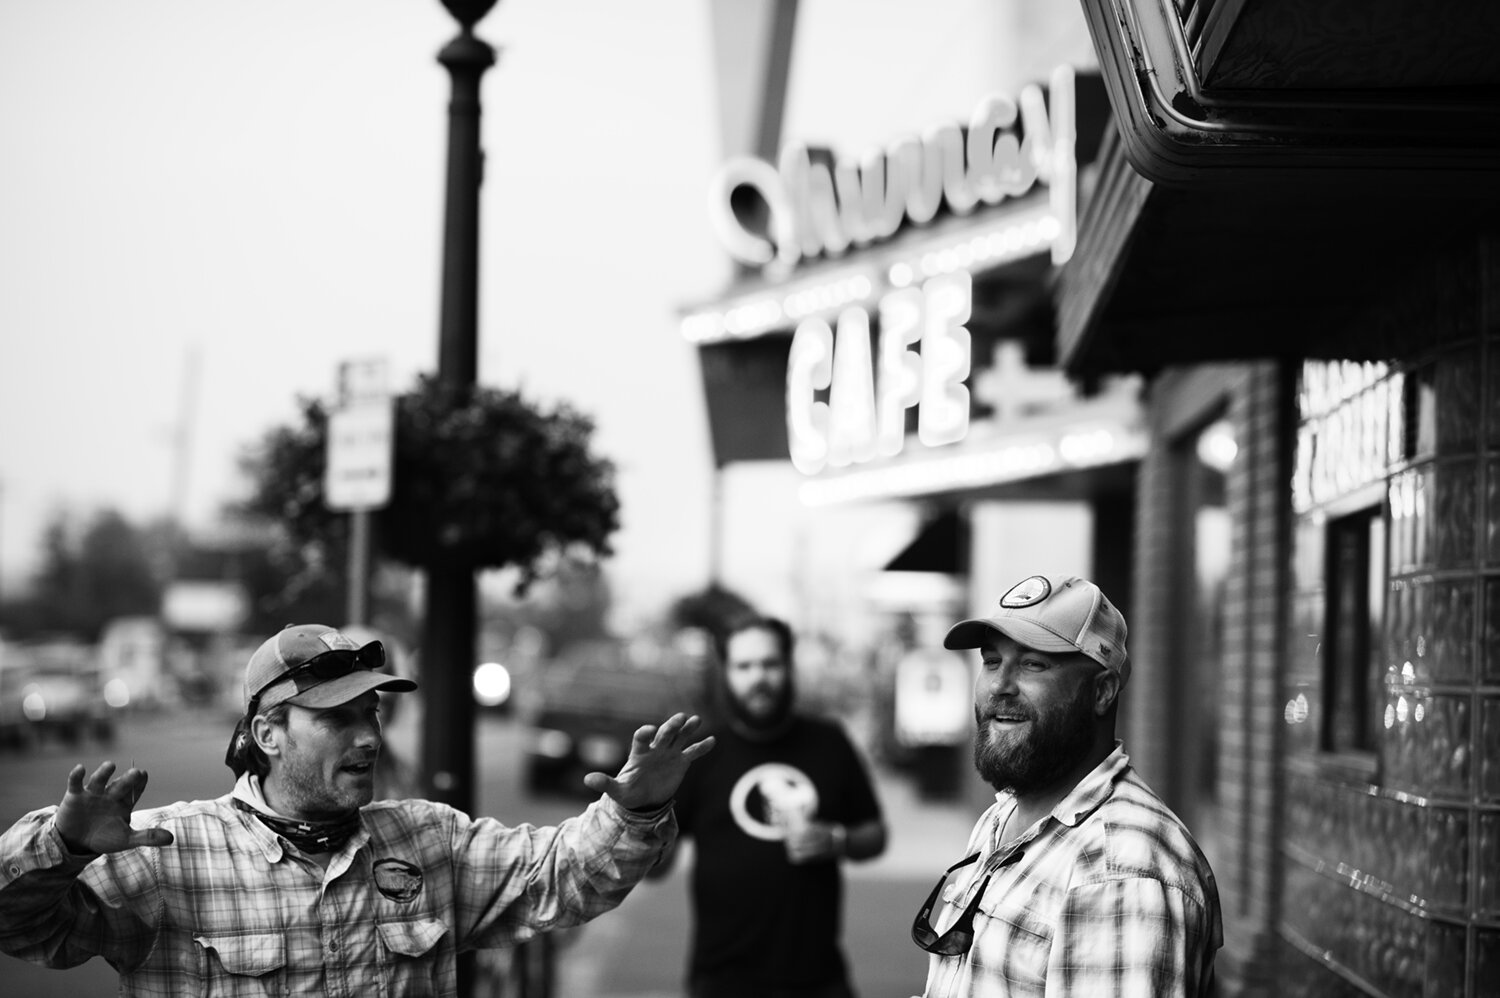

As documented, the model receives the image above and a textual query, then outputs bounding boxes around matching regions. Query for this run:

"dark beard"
[972,685,1095,795]
[726,682,794,737]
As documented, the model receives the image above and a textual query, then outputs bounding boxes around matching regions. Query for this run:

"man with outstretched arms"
[0,623,714,996]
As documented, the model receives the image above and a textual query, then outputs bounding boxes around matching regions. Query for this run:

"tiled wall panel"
[1279,237,1496,998]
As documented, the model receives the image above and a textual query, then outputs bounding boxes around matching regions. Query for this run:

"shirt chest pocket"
[376,916,450,996]
[969,887,1052,993]
[192,932,287,997]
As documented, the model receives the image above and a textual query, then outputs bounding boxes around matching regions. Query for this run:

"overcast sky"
[0,0,1099,633]
[0,0,727,622]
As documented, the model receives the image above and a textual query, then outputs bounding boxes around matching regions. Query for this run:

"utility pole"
[170,345,201,532]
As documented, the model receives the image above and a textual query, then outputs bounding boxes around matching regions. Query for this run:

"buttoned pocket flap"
[193,933,286,976]
[378,917,449,958]
[975,884,1050,936]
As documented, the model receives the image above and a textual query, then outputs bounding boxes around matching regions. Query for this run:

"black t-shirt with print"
[674,715,883,991]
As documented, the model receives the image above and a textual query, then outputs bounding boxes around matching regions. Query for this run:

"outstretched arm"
[451,714,714,948]
[54,762,175,854]
[0,761,170,970]
[582,712,715,812]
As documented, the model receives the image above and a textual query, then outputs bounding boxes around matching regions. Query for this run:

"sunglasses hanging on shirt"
[911,848,1023,956]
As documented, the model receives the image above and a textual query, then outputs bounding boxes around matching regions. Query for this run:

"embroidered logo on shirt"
[373,859,423,903]
[728,763,820,842]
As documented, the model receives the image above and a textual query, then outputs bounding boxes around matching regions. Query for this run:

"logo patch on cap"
[1000,575,1052,608]
[318,631,358,652]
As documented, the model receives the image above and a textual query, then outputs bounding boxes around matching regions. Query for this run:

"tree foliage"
[237,375,621,593]
[5,510,166,640]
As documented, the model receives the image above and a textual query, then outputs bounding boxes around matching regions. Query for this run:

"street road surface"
[0,709,976,998]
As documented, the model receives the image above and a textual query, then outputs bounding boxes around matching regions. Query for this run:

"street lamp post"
[421,0,496,817]
[424,6,498,995]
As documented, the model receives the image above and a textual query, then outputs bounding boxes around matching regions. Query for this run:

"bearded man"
[913,575,1222,998]
[0,623,713,996]
[654,614,888,998]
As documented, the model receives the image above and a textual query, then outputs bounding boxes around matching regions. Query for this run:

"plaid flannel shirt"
[921,744,1222,998]
[0,778,675,997]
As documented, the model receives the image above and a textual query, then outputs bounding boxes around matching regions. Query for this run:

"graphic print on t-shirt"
[728,762,820,841]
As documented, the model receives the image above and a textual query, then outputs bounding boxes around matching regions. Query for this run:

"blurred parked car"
[0,639,37,750]
[8,639,117,747]
[521,639,706,797]
[97,616,172,710]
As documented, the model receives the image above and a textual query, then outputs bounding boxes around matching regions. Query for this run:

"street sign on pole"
[325,402,394,511]
[326,358,394,627]
[326,357,394,512]
[337,357,392,408]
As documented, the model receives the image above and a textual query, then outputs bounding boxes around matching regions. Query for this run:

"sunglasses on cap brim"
[247,645,385,715]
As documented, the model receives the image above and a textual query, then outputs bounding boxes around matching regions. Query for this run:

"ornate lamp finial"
[439,0,499,29]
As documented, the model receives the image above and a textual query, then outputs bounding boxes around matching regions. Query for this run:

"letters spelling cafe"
[682,67,1133,790]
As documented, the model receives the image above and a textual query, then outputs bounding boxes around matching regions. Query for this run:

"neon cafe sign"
[687,66,1079,478]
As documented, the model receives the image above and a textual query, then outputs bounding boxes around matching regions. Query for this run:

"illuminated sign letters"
[788,273,972,475]
[1292,361,1402,513]
[711,66,1077,273]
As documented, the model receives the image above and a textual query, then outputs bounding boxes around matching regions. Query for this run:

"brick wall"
[1126,361,1287,997]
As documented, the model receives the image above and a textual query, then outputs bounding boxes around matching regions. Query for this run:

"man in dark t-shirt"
[654,615,887,998]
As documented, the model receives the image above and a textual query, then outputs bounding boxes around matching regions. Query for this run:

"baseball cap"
[943,575,1130,685]
[243,623,417,713]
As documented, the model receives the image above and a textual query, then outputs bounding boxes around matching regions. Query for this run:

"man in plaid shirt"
[912,576,1221,998]
[0,623,714,997]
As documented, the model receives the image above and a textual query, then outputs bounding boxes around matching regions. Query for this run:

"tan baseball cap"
[944,575,1130,686]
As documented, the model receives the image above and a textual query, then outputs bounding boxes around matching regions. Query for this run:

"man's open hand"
[54,762,175,855]
[583,713,714,812]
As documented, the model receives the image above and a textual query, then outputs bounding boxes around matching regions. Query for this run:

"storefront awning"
[1061,0,1500,375]
[1057,127,1500,376]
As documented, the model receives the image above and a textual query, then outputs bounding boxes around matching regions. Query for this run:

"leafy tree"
[236,374,621,607]
[12,509,164,640]
[75,510,162,625]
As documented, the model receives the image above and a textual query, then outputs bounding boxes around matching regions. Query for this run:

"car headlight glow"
[472,662,512,707]
[104,678,131,709]
[531,729,572,759]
